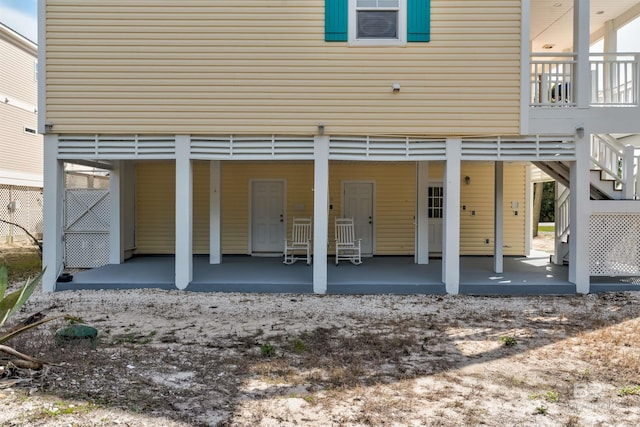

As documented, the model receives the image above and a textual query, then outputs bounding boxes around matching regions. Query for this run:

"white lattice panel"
[64,233,110,268]
[0,185,43,241]
[329,136,446,160]
[190,135,315,159]
[65,190,110,231]
[590,214,640,276]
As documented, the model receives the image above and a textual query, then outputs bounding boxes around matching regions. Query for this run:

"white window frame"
[348,0,407,47]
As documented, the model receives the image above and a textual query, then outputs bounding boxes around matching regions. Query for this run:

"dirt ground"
[2,238,640,426]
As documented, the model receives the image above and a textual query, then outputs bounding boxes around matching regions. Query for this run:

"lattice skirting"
[590,214,640,276]
[0,184,43,242]
[64,233,109,268]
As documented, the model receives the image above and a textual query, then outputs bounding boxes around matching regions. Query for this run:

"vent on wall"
[461,136,576,160]
[329,136,446,160]
[190,135,315,160]
[58,135,175,159]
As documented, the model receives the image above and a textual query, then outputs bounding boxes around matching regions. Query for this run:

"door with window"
[251,180,285,254]
[343,182,374,255]
[428,184,443,253]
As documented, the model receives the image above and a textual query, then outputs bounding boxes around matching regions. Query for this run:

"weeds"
[260,343,276,357]
[618,385,640,396]
[500,336,518,347]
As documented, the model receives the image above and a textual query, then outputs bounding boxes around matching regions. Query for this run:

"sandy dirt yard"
[1,284,639,426]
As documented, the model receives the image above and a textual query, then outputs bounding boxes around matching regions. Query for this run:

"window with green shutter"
[325,0,429,44]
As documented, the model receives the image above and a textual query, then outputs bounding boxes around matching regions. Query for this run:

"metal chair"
[283,217,312,265]
[335,218,362,265]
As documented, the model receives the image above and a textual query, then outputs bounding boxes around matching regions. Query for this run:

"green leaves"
[0,268,45,330]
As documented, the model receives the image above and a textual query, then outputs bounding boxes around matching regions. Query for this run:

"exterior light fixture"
[317,123,325,135]
[465,176,471,185]
[392,83,401,92]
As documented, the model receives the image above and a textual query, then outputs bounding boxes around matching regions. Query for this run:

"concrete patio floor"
[56,251,638,295]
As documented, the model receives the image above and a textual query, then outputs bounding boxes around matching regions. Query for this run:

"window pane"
[357,0,378,7]
[357,11,398,39]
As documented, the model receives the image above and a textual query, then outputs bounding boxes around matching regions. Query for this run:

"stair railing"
[555,183,570,244]
[590,134,624,186]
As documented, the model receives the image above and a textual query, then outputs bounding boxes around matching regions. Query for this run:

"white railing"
[555,183,570,244]
[530,53,576,107]
[591,134,640,200]
[590,53,639,106]
[530,52,640,107]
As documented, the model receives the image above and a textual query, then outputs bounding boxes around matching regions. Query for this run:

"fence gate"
[64,189,110,268]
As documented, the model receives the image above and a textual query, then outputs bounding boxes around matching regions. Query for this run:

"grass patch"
[0,250,42,283]
[537,225,555,233]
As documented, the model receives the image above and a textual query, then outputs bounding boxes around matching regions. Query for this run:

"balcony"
[530,53,639,107]
[528,53,640,135]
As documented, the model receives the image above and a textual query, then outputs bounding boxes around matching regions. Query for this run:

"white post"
[569,132,590,293]
[175,135,192,290]
[109,160,124,264]
[416,161,429,264]
[313,135,329,294]
[622,145,635,200]
[122,161,136,258]
[524,164,532,257]
[42,135,64,292]
[443,138,461,294]
[494,161,504,273]
[210,160,221,264]
[574,0,590,109]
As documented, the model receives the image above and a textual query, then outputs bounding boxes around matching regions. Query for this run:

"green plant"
[293,339,307,354]
[535,405,548,415]
[260,343,276,357]
[500,336,517,347]
[618,385,640,396]
[545,390,559,403]
[0,265,77,370]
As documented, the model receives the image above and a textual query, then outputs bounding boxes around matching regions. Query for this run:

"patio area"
[54,251,597,295]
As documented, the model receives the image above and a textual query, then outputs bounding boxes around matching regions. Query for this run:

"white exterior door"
[428,184,443,253]
[251,180,285,253]
[343,182,374,255]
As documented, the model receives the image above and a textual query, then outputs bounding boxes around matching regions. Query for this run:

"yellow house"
[40,1,640,294]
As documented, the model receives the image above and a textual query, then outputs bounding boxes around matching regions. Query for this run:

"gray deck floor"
[54,252,619,295]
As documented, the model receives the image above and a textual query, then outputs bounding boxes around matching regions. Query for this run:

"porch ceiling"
[531,0,640,52]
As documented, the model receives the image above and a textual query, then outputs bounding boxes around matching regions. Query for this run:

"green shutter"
[325,0,348,42]
[407,0,430,42]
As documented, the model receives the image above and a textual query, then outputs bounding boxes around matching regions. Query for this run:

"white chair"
[335,218,362,265]
[283,217,312,265]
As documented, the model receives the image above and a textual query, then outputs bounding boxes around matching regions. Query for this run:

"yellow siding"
[135,161,210,254]
[45,0,521,135]
[330,162,416,255]
[459,162,526,255]
[221,162,314,253]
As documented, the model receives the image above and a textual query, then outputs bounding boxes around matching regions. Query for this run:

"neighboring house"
[40,0,640,294]
[0,23,43,244]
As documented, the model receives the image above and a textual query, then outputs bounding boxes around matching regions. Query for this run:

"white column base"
[175,135,193,290]
[313,135,329,294]
[443,138,461,294]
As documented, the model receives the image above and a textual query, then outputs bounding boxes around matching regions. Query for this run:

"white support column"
[494,161,504,273]
[574,0,590,109]
[122,161,136,259]
[313,135,329,294]
[569,133,590,293]
[416,161,429,264]
[443,138,461,294]
[524,164,532,257]
[210,160,221,264]
[603,20,617,101]
[175,135,192,290]
[109,160,124,264]
[42,135,64,292]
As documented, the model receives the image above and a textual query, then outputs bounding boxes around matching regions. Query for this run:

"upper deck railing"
[530,52,639,108]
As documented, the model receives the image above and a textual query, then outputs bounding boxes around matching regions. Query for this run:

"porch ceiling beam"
[63,159,114,171]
